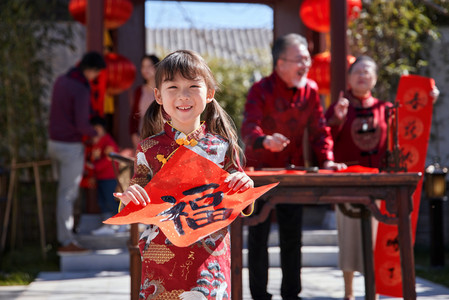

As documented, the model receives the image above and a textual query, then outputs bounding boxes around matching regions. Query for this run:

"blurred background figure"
[325,55,386,300]
[326,55,439,300]
[88,116,126,235]
[129,54,160,149]
[241,33,345,300]
[48,51,106,252]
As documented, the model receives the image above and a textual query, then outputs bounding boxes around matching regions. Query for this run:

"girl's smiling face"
[154,73,215,133]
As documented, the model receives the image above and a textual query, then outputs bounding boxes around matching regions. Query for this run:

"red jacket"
[91,133,119,180]
[49,67,97,142]
[241,72,334,168]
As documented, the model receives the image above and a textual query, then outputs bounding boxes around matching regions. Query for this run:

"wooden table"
[230,171,421,300]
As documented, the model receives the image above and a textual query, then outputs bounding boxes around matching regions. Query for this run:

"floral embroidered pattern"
[140,278,165,299]
[201,229,228,256]
[141,139,159,152]
[191,260,229,299]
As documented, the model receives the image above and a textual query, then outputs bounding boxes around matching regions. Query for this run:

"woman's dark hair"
[141,54,160,84]
[90,115,107,128]
[141,50,244,170]
[78,51,106,71]
[142,54,160,66]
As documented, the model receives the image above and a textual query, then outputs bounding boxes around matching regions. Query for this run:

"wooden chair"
[109,152,140,300]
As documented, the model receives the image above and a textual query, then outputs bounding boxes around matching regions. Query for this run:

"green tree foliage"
[207,55,271,130]
[347,0,443,101]
[421,0,449,25]
[0,0,73,165]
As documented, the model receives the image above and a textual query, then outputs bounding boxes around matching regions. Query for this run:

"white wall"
[40,22,86,128]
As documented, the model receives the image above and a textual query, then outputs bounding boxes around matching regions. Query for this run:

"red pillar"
[86,0,104,52]
[330,0,348,103]
[115,0,146,149]
[273,0,306,40]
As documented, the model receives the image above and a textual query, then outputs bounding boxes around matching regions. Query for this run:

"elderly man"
[241,33,345,300]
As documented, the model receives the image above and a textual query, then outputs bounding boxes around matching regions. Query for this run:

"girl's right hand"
[224,171,254,192]
[114,184,151,207]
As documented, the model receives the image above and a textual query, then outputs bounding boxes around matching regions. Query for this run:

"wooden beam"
[272,0,305,40]
[154,0,276,4]
[115,1,146,148]
[86,0,104,52]
[330,0,348,103]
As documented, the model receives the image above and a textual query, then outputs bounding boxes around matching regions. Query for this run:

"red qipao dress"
[129,122,238,300]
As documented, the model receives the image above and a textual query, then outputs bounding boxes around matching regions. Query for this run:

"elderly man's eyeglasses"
[280,57,311,66]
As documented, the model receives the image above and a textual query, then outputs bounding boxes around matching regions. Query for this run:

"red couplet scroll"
[105,146,278,247]
[374,75,435,297]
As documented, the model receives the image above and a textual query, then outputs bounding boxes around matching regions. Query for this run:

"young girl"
[115,50,253,299]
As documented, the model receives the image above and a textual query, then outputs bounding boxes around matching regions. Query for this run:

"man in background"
[241,33,346,300]
[48,51,106,252]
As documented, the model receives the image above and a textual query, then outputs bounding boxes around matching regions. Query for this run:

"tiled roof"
[146,28,273,65]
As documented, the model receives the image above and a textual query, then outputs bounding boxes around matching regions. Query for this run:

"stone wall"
[415,188,449,248]
[425,27,449,168]
[416,26,449,248]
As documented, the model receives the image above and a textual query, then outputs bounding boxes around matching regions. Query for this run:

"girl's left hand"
[224,171,254,192]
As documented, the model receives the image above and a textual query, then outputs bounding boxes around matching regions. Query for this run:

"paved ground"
[1,267,448,300]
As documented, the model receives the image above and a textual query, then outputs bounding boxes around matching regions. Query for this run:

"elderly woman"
[325,55,387,300]
[326,56,439,300]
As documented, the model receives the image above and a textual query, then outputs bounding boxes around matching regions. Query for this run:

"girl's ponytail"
[140,101,166,140]
[204,99,244,170]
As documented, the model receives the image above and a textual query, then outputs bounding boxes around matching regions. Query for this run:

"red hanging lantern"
[307,51,356,95]
[68,0,133,29]
[105,53,136,95]
[299,0,362,33]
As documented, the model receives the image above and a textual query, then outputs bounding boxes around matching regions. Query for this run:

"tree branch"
[419,0,449,16]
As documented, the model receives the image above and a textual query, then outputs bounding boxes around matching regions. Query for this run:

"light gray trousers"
[48,140,84,246]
